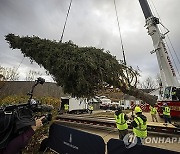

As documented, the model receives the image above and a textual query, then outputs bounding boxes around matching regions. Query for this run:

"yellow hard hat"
[135,106,142,113]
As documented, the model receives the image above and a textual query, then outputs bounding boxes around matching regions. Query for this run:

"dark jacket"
[131,113,147,128]
[0,127,35,154]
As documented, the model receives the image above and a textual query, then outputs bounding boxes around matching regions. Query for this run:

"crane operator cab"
[163,86,180,101]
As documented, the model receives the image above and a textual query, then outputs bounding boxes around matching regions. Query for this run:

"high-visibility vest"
[172,91,176,95]
[163,106,170,116]
[115,113,128,130]
[64,104,69,111]
[150,107,157,115]
[133,117,147,138]
[89,105,93,110]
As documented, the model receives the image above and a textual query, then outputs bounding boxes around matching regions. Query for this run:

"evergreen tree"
[5,34,157,105]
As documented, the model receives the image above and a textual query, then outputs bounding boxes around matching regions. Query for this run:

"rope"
[113,0,130,85]
[164,38,180,78]
[5,57,24,81]
[113,0,127,65]
[60,0,72,42]
[167,35,180,76]
[14,57,25,78]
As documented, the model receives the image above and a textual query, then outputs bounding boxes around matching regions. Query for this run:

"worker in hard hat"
[171,87,177,100]
[64,103,69,114]
[149,105,158,122]
[131,106,147,145]
[88,104,94,114]
[114,107,129,140]
[162,103,171,125]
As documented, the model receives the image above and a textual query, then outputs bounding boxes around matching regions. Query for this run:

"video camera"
[0,77,53,149]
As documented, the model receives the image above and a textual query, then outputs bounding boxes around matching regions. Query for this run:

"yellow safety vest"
[89,105,93,110]
[64,104,69,110]
[163,106,170,116]
[133,117,147,138]
[150,107,157,115]
[115,113,128,130]
[172,91,176,95]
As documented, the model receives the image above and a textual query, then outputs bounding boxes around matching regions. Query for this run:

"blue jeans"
[136,137,142,145]
[164,115,171,123]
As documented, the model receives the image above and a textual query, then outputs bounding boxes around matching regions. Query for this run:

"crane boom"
[139,0,152,19]
[138,0,179,88]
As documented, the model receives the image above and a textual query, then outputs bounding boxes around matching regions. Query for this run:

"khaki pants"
[151,114,158,122]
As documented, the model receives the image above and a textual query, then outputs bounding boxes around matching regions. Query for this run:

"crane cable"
[60,0,72,42]
[149,0,180,77]
[3,0,73,86]
[113,0,127,66]
[148,0,180,78]
[164,37,180,78]
[2,0,73,92]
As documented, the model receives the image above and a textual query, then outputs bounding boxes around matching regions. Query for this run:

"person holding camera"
[0,116,45,154]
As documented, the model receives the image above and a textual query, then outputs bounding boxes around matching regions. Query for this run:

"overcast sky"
[0,0,180,84]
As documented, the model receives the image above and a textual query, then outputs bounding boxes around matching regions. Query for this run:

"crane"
[138,0,180,117]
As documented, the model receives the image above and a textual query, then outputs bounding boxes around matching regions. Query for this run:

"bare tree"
[25,70,42,81]
[156,73,162,87]
[0,65,19,81]
[140,76,158,89]
[0,74,5,90]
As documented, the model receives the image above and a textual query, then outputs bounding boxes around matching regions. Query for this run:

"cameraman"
[0,116,45,154]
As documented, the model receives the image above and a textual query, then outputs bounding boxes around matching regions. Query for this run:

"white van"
[61,97,88,114]
[99,98,111,110]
